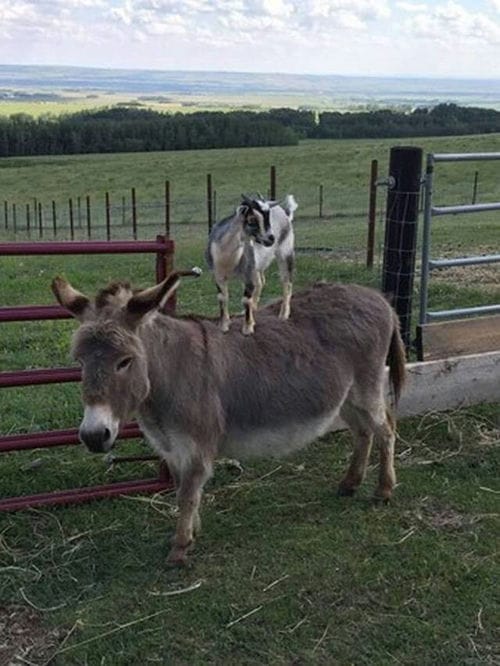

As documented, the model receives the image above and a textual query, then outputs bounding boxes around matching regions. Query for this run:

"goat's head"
[52,268,201,453]
[239,195,278,247]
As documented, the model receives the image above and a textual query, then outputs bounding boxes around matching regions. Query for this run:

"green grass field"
[0,135,499,664]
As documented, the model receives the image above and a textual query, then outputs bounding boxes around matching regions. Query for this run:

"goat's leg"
[242,276,256,335]
[337,402,374,496]
[216,279,231,333]
[277,253,294,320]
[253,271,265,309]
[168,458,212,565]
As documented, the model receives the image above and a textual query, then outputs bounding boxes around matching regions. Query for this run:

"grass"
[0,134,499,664]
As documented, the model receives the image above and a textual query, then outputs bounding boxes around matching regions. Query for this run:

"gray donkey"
[53,270,405,566]
[206,194,297,335]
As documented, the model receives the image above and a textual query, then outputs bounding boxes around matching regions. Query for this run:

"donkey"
[52,270,406,566]
[206,194,297,335]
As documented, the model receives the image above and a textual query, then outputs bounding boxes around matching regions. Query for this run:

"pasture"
[0,135,499,664]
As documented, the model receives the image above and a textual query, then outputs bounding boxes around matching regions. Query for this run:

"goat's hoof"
[242,325,254,336]
[221,322,230,333]
[337,485,356,497]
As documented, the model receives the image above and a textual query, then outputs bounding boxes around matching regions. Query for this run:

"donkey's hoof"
[372,493,391,506]
[167,546,189,567]
[337,484,356,497]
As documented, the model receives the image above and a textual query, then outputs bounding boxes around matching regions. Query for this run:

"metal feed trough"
[0,236,175,511]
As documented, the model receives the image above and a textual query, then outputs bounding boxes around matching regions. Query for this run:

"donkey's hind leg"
[337,397,396,502]
[337,402,374,497]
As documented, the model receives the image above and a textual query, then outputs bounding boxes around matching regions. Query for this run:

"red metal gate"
[0,235,175,511]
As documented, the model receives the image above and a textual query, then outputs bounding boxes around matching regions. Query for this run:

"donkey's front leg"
[242,278,256,335]
[168,457,212,565]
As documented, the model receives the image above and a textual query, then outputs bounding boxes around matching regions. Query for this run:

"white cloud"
[405,1,500,45]
[396,1,427,12]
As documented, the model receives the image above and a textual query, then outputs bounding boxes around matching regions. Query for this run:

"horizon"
[2,63,500,84]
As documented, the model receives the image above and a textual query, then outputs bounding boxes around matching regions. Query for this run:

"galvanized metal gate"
[419,151,500,325]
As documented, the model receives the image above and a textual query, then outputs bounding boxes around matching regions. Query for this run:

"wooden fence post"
[52,201,57,237]
[69,199,74,240]
[105,192,111,241]
[38,202,43,238]
[26,203,30,238]
[472,170,479,204]
[207,174,213,232]
[366,159,378,269]
[165,180,170,238]
[382,146,423,351]
[270,165,276,200]
[86,195,91,239]
[131,187,137,240]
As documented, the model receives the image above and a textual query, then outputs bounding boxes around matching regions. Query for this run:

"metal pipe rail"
[432,202,500,216]
[0,236,175,511]
[419,152,500,326]
[429,255,500,270]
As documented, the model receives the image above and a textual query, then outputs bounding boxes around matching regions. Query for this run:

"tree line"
[0,104,498,157]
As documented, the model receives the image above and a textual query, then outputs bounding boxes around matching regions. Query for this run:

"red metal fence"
[0,235,175,511]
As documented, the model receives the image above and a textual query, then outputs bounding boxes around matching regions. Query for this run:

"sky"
[0,0,499,79]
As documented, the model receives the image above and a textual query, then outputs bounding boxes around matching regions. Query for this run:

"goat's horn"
[174,267,202,278]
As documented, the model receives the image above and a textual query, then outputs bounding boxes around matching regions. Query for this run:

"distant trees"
[313,104,500,139]
[0,104,498,157]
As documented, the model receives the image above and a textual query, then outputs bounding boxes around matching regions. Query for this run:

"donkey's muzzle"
[79,426,114,453]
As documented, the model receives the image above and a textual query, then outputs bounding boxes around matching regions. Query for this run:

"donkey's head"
[238,195,279,247]
[52,269,201,453]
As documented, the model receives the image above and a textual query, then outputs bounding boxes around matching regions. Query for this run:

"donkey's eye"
[116,357,133,371]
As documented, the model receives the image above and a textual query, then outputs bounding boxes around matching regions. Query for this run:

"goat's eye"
[116,357,132,371]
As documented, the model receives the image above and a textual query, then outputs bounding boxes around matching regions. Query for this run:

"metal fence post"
[86,195,91,239]
[472,170,479,204]
[105,192,111,241]
[419,153,434,326]
[366,159,378,269]
[4,201,8,230]
[382,146,423,350]
[69,198,74,241]
[319,184,323,218]
[52,201,57,238]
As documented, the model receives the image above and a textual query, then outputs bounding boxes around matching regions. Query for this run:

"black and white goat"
[206,194,297,335]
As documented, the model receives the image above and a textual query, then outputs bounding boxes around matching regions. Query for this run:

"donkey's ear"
[126,268,202,325]
[52,276,92,322]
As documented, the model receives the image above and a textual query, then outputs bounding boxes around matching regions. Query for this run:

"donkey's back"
[218,282,404,463]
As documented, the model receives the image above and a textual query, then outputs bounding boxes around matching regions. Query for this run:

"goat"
[206,194,297,335]
[53,270,406,566]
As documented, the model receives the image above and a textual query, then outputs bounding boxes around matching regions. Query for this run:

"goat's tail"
[282,194,298,221]
[387,313,406,406]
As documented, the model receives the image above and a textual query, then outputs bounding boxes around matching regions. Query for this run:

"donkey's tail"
[387,313,406,406]
[282,194,298,221]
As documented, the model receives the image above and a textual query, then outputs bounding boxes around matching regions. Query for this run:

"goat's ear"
[126,268,202,325]
[237,203,251,218]
[269,200,280,208]
[52,276,92,322]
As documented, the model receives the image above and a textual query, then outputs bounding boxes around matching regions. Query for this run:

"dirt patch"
[432,264,500,290]
[0,605,64,666]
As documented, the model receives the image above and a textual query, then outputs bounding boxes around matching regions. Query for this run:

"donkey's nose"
[79,426,112,453]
